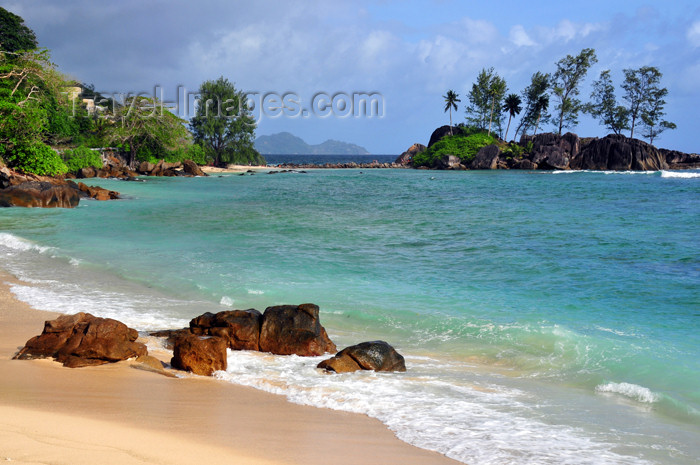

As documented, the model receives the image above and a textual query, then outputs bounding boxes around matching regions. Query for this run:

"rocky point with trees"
[402,46,696,171]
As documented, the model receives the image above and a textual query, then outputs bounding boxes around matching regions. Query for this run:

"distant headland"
[254,132,370,155]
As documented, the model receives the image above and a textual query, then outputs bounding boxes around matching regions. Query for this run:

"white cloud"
[687,21,700,47]
[509,25,536,47]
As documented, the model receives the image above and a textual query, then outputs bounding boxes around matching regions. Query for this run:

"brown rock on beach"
[170,333,228,376]
[13,312,147,367]
[318,341,406,374]
[259,303,337,356]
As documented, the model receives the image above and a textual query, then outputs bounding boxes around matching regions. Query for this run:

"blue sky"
[3,0,699,154]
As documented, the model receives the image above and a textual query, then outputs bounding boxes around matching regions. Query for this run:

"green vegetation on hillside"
[412,128,498,167]
[0,7,263,176]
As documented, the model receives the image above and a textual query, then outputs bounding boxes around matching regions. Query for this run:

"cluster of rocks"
[0,165,119,208]
[71,154,208,180]
[15,304,406,378]
[398,126,700,171]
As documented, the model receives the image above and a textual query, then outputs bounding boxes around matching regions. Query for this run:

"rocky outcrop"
[182,159,208,176]
[259,304,337,356]
[428,125,462,147]
[573,135,667,171]
[170,333,228,376]
[395,143,426,166]
[0,165,120,207]
[435,154,465,170]
[471,145,501,170]
[521,132,579,170]
[76,182,120,201]
[13,313,147,368]
[317,341,406,373]
[660,149,700,170]
[190,309,262,351]
[0,181,80,208]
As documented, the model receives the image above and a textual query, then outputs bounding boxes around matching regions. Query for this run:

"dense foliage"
[190,76,264,167]
[5,142,67,176]
[0,7,37,53]
[62,145,102,172]
[412,129,498,167]
[0,8,261,176]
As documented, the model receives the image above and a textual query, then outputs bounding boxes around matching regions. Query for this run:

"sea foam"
[215,351,654,465]
[595,382,659,403]
[660,170,700,179]
[0,232,52,253]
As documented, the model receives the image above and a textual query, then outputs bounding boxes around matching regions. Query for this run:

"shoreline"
[0,269,459,465]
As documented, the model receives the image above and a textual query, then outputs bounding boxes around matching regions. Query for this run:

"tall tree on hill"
[465,67,507,136]
[586,70,629,135]
[515,71,550,139]
[551,48,597,135]
[502,93,522,141]
[190,76,263,167]
[443,90,460,136]
[0,7,37,53]
[621,66,669,140]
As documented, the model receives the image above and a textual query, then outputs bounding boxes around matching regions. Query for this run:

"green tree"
[502,93,522,141]
[104,95,190,167]
[443,90,460,135]
[639,87,676,145]
[586,70,629,135]
[0,48,68,170]
[515,71,550,138]
[532,95,549,136]
[190,76,263,167]
[551,48,597,135]
[0,7,37,53]
[465,67,507,136]
[621,66,666,140]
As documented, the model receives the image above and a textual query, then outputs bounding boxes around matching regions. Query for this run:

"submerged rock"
[14,312,147,367]
[318,341,406,373]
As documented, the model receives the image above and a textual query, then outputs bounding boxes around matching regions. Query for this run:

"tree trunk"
[449,108,453,136]
[534,113,542,136]
[504,114,512,141]
[488,98,494,136]
[630,117,636,139]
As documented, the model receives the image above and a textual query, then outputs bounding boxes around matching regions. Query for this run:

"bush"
[63,145,103,173]
[165,143,210,165]
[5,142,68,176]
[501,142,526,158]
[412,131,498,168]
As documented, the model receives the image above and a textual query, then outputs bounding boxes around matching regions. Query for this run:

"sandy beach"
[0,269,459,465]
[201,164,274,174]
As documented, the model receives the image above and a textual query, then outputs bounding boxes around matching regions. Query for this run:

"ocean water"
[1,167,698,464]
[264,153,396,165]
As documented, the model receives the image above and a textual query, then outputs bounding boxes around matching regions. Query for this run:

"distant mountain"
[254,132,370,155]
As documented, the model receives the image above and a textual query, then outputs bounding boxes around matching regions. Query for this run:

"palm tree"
[443,90,460,135]
[533,95,549,136]
[502,94,522,142]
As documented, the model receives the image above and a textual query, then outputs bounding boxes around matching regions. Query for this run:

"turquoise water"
[1,169,698,464]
